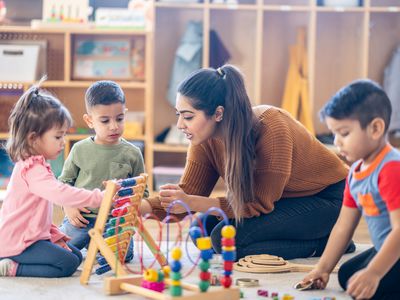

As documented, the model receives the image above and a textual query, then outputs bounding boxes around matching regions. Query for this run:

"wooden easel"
[80,174,167,285]
[281,27,315,134]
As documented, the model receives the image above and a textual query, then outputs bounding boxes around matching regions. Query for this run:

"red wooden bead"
[199,271,211,281]
[223,260,234,271]
[257,289,269,297]
[221,238,235,247]
[220,275,232,288]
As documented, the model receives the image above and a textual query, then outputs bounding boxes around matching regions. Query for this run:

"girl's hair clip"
[216,67,225,77]
[34,88,39,96]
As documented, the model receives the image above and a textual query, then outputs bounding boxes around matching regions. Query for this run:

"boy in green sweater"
[59,80,148,263]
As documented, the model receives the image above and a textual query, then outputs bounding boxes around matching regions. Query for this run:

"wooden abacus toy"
[80,174,167,285]
[102,201,241,300]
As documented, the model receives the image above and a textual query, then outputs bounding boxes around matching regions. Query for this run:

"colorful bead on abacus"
[170,247,183,297]
[257,289,269,297]
[189,226,202,243]
[220,225,236,288]
[196,236,213,292]
[141,268,165,292]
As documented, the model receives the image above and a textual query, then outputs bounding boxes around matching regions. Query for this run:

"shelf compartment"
[368,12,400,83]
[153,7,204,138]
[264,0,309,5]
[153,143,188,153]
[370,0,400,7]
[314,11,365,133]
[0,30,65,81]
[210,9,258,101]
[261,10,310,107]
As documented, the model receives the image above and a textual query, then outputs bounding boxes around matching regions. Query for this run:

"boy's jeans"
[60,217,134,262]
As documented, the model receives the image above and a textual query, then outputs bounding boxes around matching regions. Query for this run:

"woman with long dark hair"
[145,64,354,259]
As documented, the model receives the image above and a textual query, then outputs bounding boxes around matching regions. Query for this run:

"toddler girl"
[0,81,103,277]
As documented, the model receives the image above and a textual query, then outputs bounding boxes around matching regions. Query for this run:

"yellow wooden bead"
[163,265,171,277]
[171,247,182,260]
[196,237,212,250]
[222,246,236,252]
[143,269,158,282]
[170,279,181,286]
[221,225,236,238]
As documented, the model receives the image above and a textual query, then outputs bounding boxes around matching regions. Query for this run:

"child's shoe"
[0,258,18,276]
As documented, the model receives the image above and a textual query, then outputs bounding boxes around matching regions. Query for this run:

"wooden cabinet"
[151,0,400,174]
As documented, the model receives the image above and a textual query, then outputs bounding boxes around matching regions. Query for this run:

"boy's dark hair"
[85,80,125,111]
[320,79,392,132]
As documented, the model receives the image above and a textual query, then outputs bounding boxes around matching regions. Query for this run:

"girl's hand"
[159,184,190,214]
[300,268,330,290]
[347,268,380,300]
[55,239,72,252]
[64,206,91,228]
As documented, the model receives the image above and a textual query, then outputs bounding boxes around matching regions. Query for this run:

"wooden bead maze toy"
[102,201,241,300]
[80,174,167,284]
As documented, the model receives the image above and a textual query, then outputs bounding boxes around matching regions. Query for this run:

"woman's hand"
[64,206,91,228]
[346,268,380,300]
[159,184,190,214]
[300,267,330,290]
[55,239,72,252]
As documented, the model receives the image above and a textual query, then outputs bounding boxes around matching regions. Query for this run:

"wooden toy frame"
[80,174,240,300]
[104,275,240,299]
[80,174,167,284]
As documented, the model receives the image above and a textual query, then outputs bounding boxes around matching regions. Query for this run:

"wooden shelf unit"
[1,0,400,193]
[151,0,400,169]
[0,25,155,190]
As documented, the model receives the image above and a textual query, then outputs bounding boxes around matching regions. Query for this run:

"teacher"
[145,64,354,260]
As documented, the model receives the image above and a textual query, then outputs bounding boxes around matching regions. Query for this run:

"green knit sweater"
[59,137,148,216]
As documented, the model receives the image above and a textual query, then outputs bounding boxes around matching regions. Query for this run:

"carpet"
[0,243,372,300]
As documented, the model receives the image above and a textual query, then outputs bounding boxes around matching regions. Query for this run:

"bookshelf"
[0,25,155,191]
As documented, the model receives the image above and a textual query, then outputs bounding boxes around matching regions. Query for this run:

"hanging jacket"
[383,45,400,132]
[167,21,203,107]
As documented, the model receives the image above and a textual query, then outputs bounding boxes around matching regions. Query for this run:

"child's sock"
[0,258,18,276]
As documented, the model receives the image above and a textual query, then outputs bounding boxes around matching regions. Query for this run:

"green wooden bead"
[198,280,210,292]
[199,260,210,271]
[157,270,164,282]
[170,272,182,281]
[170,285,182,297]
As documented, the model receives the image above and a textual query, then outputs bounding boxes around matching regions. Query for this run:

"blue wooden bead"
[118,188,133,197]
[189,226,202,241]
[120,178,136,187]
[170,260,182,272]
[200,249,213,260]
[222,270,232,276]
[222,250,236,261]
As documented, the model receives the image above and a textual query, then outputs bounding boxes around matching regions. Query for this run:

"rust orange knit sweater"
[148,105,348,219]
